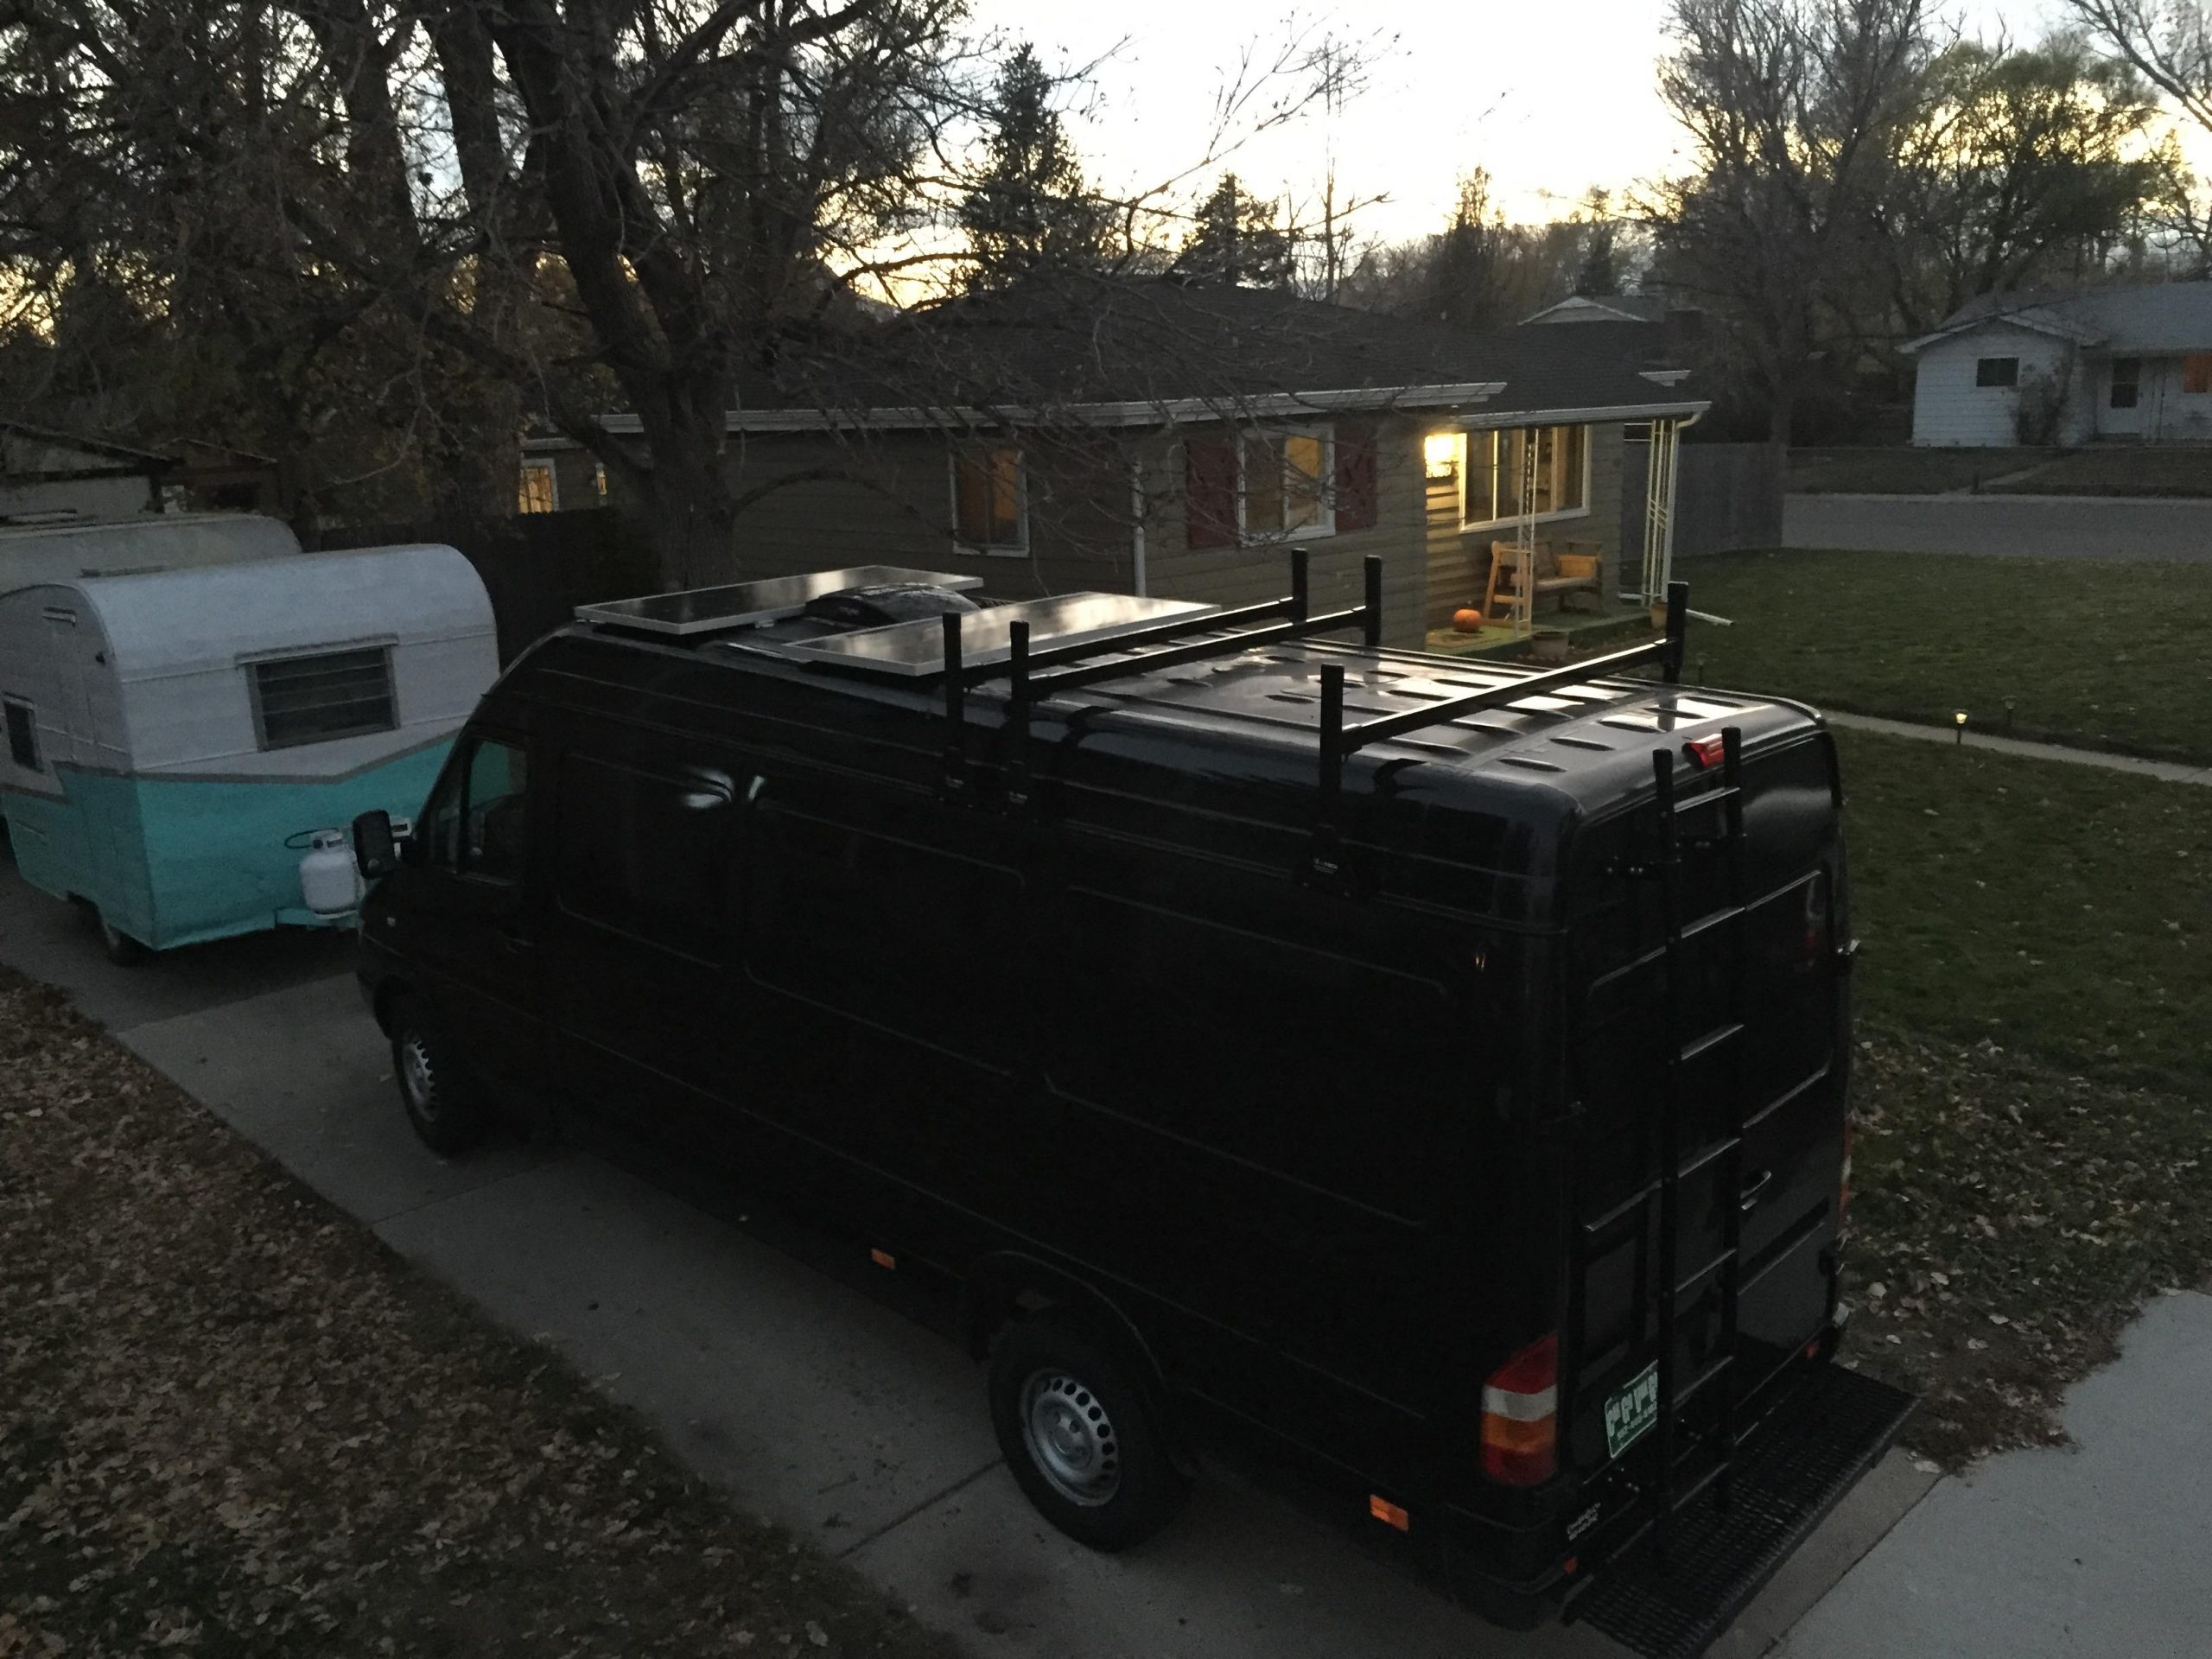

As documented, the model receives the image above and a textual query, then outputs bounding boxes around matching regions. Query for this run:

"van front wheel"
[988,1313,1189,1551]
[389,997,487,1157]
[96,912,147,966]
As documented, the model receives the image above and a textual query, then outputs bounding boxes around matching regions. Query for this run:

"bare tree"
[1645,0,1942,445]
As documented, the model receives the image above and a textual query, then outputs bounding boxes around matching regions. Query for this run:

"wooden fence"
[1620,440,1784,568]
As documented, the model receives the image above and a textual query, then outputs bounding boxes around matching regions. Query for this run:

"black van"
[350,559,1910,1651]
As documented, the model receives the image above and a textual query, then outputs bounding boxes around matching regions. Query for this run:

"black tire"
[388,995,488,1156]
[96,912,148,967]
[988,1311,1190,1551]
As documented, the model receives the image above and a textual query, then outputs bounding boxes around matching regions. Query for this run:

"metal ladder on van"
[1645,723,1751,1543]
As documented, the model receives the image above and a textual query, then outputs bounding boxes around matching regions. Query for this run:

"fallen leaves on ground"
[0,971,961,1658]
[1841,1024,2212,1466]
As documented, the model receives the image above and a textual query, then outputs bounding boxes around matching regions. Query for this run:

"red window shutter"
[1185,433,1236,549]
[1334,422,1378,532]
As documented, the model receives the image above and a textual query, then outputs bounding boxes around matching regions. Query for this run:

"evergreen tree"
[1178,175,1298,289]
[1573,190,1623,296]
[959,44,1109,291]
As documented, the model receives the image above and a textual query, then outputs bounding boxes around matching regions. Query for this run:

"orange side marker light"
[1368,1495,1410,1532]
[869,1248,896,1270]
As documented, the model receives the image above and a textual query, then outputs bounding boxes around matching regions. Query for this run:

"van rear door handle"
[1739,1168,1775,1212]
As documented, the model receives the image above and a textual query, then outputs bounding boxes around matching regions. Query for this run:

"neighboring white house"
[1903,283,2212,447]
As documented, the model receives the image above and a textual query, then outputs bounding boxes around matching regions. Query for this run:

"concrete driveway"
[0,854,1927,1659]
[1783,494,2212,561]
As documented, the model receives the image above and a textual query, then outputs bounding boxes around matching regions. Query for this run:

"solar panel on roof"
[774,592,1220,677]
[575,567,982,636]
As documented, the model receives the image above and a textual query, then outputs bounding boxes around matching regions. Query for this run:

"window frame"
[1975,356,2019,389]
[2109,358,2142,410]
[518,457,560,513]
[1456,425,1593,534]
[3,695,41,773]
[552,747,736,963]
[948,443,1029,556]
[1235,425,1337,546]
[421,732,531,886]
[244,642,399,752]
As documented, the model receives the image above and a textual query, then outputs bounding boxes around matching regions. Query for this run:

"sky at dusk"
[971,0,2146,245]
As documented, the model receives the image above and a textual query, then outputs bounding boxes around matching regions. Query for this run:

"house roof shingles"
[1904,281,2212,356]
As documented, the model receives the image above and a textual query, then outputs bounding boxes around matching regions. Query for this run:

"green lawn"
[1833,729,2212,1459]
[1989,447,2212,499]
[1788,447,2048,495]
[1683,549,2212,766]
[1839,730,2211,1101]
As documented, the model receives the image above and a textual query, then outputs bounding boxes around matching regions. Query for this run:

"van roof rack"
[924,550,1692,883]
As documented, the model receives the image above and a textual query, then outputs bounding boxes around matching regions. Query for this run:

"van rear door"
[1560,734,1848,1496]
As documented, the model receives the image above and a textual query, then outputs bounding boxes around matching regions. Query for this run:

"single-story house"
[1,421,173,523]
[1903,282,2212,447]
[525,281,1709,649]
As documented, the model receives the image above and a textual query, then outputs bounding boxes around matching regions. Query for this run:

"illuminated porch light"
[1423,433,1459,479]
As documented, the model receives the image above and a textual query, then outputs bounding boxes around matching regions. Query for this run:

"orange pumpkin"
[1452,607,1487,633]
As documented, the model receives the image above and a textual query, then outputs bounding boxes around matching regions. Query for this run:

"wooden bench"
[1484,540,1603,623]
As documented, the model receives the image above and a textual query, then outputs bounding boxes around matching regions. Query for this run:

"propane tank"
[298,828,364,918]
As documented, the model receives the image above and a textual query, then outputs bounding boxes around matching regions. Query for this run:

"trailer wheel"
[96,912,148,967]
[988,1312,1189,1551]
[389,995,487,1156]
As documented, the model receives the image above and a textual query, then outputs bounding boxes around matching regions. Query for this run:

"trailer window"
[250,645,397,749]
[1047,890,1451,1217]
[556,753,733,959]
[3,697,39,772]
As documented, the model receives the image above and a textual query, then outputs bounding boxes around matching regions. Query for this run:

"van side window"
[556,753,733,958]
[423,737,529,881]
[749,798,1021,1065]
[3,697,39,772]
[1047,889,1450,1217]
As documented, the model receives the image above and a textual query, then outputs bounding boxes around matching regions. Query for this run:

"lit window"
[2110,359,2141,410]
[250,647,397,750]
[1241,431,1332,538]
[2183,355,2212,396]
[518,459,559,513]
[1975,357,2018,389]
[952,446,1026,551]
[1459,426,1589,529]
[594,463,609,499]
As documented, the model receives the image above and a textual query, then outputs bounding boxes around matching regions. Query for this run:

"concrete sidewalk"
[1,860,1931,1658]
[1825,713,2212,786]
[1779,1291,2212,1659]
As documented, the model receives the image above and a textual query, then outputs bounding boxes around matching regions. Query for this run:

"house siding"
[1142,416,1430,648]
[1910,327,2085,447]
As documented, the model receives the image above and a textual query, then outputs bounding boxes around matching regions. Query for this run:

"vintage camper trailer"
[0,512,300,588]
[0,544,497,958]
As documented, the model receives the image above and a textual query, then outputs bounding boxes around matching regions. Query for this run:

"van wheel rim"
[1020,1370,1121,1507]
[399,1033,439,1122]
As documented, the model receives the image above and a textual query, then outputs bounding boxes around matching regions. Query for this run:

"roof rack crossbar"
[1305,580,1693,883]
[1031,605,1367,698]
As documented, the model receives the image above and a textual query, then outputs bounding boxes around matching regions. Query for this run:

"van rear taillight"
[1480,1334,1559,1485]
[1683,734,1727,768]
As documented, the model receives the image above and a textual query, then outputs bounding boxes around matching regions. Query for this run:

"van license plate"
[1605,1364,1660,1459]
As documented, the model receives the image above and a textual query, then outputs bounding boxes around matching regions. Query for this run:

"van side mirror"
[352,810,400,880]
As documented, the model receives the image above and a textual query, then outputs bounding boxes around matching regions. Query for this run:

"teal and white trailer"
[0,512,299,588]
[0,544,497,958]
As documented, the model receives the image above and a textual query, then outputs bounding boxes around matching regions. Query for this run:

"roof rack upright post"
[941,612,968,799]
[1308,663,1347,884]
[1362,556,1383,648]
[1289,546,1311,626]
[1006,619,1033,810]
[1662,579,1691,683]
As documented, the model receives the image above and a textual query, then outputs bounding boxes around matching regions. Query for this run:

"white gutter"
[1452,400,1710,430]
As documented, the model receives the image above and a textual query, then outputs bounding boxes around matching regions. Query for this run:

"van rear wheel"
[389,996,487,1156]
[988,1312,1189,1551]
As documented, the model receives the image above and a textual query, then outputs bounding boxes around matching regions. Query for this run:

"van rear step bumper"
[1571,1362,1916,1659]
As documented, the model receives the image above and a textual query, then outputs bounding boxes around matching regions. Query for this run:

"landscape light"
[1954,709,1968,747]
[1423,433,1459,479]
